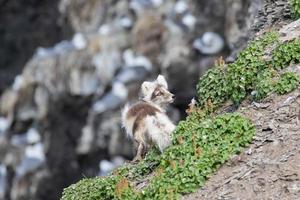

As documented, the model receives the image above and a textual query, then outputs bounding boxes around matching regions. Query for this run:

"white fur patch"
[121,104,133,138]
[145,113,175,152]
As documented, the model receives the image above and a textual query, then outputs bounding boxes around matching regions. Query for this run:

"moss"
[290,0,300,19]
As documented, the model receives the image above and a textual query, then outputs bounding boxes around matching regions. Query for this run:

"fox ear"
[141,81,152,95]
[157,75,168,88]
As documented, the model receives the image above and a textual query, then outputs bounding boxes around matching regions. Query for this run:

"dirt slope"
[184,66,300,200]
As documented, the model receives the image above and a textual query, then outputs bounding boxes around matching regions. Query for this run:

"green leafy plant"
[61,176,122,200]
[252,70,300,99]
[196,65,227,107]
[275,72,300,94]
[226,33,277,103]
[290,0,300,19]
[272,39,300,69]
[197,33,300,107]
[117,149,161,180]
[252,69,278,100]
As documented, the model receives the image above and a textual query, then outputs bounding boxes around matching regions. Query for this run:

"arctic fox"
[122,75,176,162]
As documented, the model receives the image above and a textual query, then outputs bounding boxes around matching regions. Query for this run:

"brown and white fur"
[122,75,176,162]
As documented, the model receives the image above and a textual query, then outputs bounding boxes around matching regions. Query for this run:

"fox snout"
[169,93,175,103]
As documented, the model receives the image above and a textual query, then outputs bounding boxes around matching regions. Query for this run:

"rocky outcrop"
[0,0,264,199]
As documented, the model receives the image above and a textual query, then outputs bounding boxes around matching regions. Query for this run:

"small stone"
[26,128,41,144]
[119,17,133,28]
[281,96,296,107]
[252,102,271,109]
[98,24,111,35]
[99,160,115,176]
[251,91,258,96]
[182,13,196,30]
[25,143,45,161]
[72,33,87,50]
[193,32,224,55]
[246,148,253,155]
[174,1,188,14]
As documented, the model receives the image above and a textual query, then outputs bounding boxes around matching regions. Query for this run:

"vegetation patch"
[272,39,300,69]
[62,113,255,200]
[61,176,121,200]
[197,33,300,107]
[275,72,300,94]
[252,69,275,100]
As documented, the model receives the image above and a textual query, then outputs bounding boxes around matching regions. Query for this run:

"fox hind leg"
[132,141,145,163]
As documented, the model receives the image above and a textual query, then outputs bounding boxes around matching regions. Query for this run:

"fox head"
[141,75,174,105]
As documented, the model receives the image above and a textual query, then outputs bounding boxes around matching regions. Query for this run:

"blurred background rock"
[0,0,272,199]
